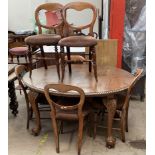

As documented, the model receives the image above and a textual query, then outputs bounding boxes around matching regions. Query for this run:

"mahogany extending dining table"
[22,64,134,148]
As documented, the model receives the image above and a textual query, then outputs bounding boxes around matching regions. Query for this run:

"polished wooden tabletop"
[23,64,134,96]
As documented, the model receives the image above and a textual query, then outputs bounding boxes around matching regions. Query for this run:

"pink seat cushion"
[9,47,28,55]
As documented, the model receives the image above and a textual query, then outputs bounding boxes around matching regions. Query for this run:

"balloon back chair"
[15,65,32,129]
[115,68,143,142]
[44,83,94,155]
[25,3,64,78]
[58,2,98,82]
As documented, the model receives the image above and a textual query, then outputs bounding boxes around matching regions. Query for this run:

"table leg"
[8,80,18,116]
[28,90,41,136]
[104,96,117,148]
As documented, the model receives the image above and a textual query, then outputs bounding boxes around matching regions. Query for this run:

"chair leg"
[120,111,126,142]
[54,46,60,79]
[60,46,65,82]
[28,46,32,78]
[40,46,47,69]
[89,49,92,72]
[78,117,84,155]
[51,114,59,153]
[26,108,30,129]
[26,101,30,130]
[17,56,20,63]
[66,46,72,74]
[125,105,129,132]
[25,54,28,62]
[91,46,98,82]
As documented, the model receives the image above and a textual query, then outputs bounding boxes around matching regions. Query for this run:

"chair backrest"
[15,65,29,103]
[44,84,85,116]
[123,68,143,110]
[62,2,97,37]
[35,3,63,34]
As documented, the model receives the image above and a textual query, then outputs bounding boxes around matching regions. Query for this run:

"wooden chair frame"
[44,83,91,155]
[119,68,143,142]
[59,2,98,82]
[15,65,32,129]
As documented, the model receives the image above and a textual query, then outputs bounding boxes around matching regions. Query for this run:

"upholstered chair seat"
[25,34,61,46]
[59,36,97,47]
[9,47,28,55]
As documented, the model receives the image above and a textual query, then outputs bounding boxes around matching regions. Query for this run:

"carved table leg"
[8,80,18,116]
[104,96,117,148]
[28,90,41,136]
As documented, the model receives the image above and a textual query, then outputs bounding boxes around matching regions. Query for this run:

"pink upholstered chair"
[9,47,29,63]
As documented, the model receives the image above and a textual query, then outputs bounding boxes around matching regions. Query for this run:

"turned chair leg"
[66,46,72,74]
[60,46,65,82]
[17,56,20,63]
[54,45,60,79]
[89,49,92,72]
[28,46,32,78]
[90,46,98,82]
[40,46,47,69]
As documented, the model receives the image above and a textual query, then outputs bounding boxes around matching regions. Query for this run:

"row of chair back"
[24,2,98,82]
[35,2,97,37]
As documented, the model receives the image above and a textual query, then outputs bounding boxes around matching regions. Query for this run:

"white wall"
[8,0,100,33]
[8,0,46,31]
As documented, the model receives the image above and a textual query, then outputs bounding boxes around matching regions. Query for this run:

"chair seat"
[9,47,28,55]
[25,34,61,46]
[58,36,97,47]
[56,109,89,121]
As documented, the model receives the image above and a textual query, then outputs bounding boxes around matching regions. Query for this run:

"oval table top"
[23,64,134,97]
